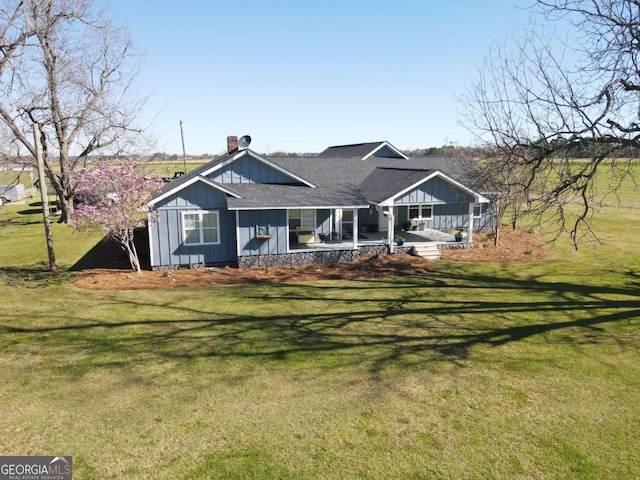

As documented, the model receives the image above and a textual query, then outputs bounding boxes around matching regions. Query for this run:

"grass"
[0,172,639,479]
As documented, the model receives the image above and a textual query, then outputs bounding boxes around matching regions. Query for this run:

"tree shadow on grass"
[2,269,639,378]
[0,265,76,287]
[69,228,150,271]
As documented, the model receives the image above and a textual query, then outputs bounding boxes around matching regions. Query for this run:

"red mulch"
[73,229,549,290]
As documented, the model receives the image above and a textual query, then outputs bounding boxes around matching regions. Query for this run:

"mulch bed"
[73,229,550,290]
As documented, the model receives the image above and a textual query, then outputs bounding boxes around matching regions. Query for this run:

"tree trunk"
[120,237,141,272]
[57,194,74,224]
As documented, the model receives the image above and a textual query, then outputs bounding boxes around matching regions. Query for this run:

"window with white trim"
[182,211,220,245]
[473,203,482,218]
[289,209,315,231]
[408,204,433,220]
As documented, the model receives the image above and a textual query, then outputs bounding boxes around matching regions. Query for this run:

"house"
[147,136,492,270]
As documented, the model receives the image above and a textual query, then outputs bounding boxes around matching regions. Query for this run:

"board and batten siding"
[149,182,237,268]
[393,176,493,231]
[371,146,401,158]
[209,155,297,184]
[237,210,288,256]
[395,176,474,205]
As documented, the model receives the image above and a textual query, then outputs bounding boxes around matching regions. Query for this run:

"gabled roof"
[149,139,488,211]
[359,164,489,205]
[213,149,316,187]
[317,141,408,160]
[149,174,242,206]
[360,166,437,203]
[150,148,315,204]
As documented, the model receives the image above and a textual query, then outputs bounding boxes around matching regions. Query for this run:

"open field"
[0,171,639,479]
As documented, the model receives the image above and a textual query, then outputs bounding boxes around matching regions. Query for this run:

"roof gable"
[149,175,242,206]
[317,141,408,160]
[205,149,316,187]
[360,164,489,206]
[385,169,490,205]
[149,148,316,205]
[360,166,435,203]
[211,152,304,184]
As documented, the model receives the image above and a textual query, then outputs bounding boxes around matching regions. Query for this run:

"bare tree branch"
[459,1,640,247]
[0,0,149,222]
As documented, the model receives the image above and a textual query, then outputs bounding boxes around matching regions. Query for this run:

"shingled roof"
[151,140,486,209]
[317,141,408,159]
[226,183,368,210]
[359,166,436,203]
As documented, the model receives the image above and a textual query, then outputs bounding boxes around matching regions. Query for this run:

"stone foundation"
[152,261,236,271]
[238,249,360,269]
[437,241,474,251]
[239,245,418,269]
[358,244,390,257]
[153,242,462,271]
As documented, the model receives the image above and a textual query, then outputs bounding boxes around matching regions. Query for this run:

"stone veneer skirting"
[239,249,359,269]
[152,242,471,271]
[437,241,474,251]
[238,244,417,269]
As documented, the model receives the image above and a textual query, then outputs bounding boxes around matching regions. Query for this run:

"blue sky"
[105,1,534,155]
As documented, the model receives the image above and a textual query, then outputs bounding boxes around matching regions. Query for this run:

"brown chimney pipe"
[227,136,238,153]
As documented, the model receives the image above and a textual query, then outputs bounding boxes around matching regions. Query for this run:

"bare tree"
[459,0,640,246]
[0,0,148,223]
[461,149,530,247]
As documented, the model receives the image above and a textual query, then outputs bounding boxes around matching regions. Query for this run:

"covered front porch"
[289,227,460,251]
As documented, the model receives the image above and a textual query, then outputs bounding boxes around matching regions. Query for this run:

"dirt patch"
[73,229,549,290]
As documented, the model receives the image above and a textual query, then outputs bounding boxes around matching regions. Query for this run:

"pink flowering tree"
[71,163,163,272]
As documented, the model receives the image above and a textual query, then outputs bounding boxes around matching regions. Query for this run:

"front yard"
[0,201,639,479]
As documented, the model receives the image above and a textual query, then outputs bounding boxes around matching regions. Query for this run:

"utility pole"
[33,123,56,271]
[179,120,187,174]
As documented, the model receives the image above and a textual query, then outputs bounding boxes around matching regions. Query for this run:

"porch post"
[352,209,359,249]
[235,210,242,255]
[388,209,395,253]
[467,203,474,243]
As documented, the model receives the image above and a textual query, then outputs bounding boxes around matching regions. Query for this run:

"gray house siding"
[395,177,474,205]
[390,177,491,231]
[147,145,495,270]
[392,203,493,231]
[473,204,495,231]
[430,203,470,230]
[238,210,288,256]
[149,183,237,268]
[209,155,297,184]
[372,146,400,158]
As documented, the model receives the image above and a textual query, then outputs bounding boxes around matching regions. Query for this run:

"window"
[409,204,433,220]
[473,203,482,218]
[289,209,316,244]
[182,211,220,245]
[289,209,315,231]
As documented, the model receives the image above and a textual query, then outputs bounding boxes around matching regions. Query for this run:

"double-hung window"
[409,204,433,220]
[473,203,482,218]
[182,211,220,245]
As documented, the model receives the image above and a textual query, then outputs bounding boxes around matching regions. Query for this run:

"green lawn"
[0,189,639,478]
